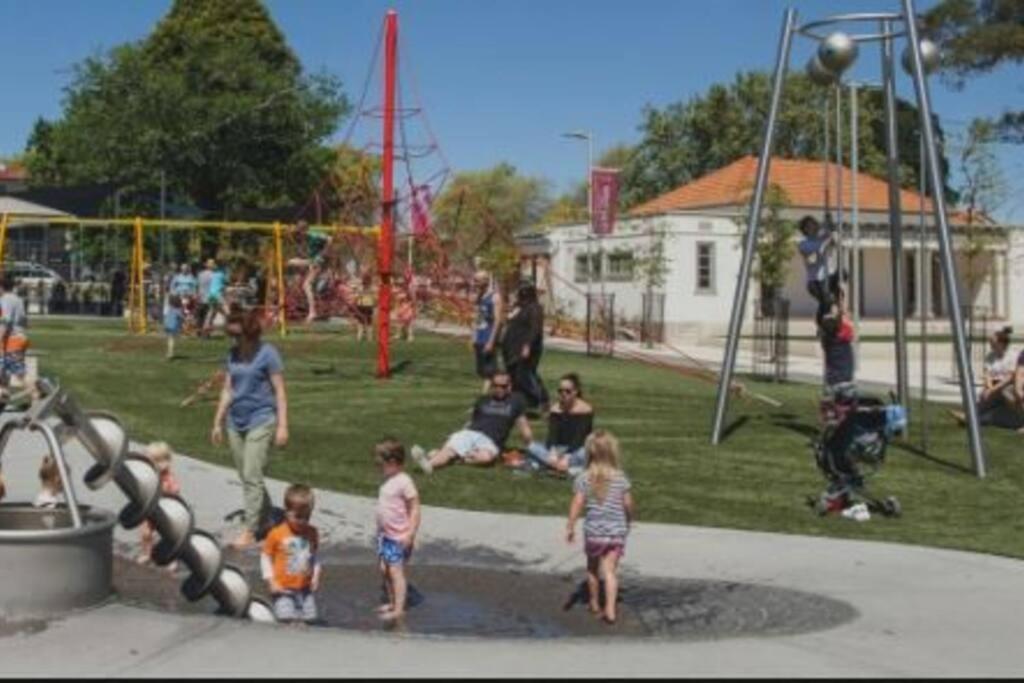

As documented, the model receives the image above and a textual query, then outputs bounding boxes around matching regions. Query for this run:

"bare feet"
[378,609,405,622]
[375,604,393,614]
[136,553,152,566]
[588,600,601,616]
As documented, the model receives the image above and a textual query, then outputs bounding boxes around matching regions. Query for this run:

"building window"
[607,251,635,282]
[574,253,602,283]
[696,242,715,293]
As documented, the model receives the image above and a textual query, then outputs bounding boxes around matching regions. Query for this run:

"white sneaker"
[411,445,432,475]
[853,504,871,522]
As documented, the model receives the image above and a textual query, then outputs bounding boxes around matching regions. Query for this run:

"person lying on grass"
[411,371,533,474]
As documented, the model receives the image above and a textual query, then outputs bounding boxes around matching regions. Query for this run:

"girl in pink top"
[374,438,421,621]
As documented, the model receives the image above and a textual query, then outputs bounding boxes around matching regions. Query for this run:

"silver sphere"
[901,39,941,76]
[818,32,859,74]
[806,54,839,87]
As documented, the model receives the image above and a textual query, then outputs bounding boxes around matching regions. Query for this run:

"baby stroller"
[810,383,907,518]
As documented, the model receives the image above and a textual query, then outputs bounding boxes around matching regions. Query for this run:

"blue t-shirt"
[798,235,829,282]
[171,274,198,297]
[209,271,227,300]
[227,342,284,432]
[163,307,183,335]
[474,292,496,346]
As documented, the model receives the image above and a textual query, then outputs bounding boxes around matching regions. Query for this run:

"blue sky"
[1,0,1021,221]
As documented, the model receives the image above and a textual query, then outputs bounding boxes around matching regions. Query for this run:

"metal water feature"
[0,381,275,622]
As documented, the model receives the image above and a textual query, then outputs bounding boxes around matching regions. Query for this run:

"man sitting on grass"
[411,371,533,474]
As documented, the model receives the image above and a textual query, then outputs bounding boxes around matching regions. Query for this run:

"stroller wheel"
[882,496,902,518]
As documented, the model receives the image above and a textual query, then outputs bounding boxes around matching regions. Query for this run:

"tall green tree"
[620,71,952,209]
[926,0,1024,142]
[26,0,348,217]
[430,163,550,278]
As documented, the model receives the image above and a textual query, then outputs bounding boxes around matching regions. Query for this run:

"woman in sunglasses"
[525,373,593,476]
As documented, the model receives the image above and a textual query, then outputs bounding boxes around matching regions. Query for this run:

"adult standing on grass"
[211,306,289,549]
[196,259,215,336]
[502,280,548,415]
[0,274,35,406]
[202,260,228,337]
[471,270,502,393]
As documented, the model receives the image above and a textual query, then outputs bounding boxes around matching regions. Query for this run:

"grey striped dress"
[574,471,631,540]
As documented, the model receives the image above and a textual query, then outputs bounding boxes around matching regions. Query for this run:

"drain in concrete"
[113,545,858,640]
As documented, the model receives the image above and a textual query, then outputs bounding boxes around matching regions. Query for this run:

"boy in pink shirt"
[375,437,421,621]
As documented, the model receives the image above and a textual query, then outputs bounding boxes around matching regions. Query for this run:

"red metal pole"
[377,10,397,378]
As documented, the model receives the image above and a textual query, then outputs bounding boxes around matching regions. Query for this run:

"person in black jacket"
[501,280,548,413]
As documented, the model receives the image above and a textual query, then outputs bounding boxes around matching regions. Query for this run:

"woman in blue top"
[211,307,289,549]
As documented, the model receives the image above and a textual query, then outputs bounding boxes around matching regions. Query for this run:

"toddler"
[34,455,66,508]
[375,438,421,621]
[262,483,322,624]
[395,289,416,342]
[164,294,184,360]
[137,442,182,566]
[566,429,634,625]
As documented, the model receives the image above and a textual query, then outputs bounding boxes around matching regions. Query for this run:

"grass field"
[26,318,1024,559]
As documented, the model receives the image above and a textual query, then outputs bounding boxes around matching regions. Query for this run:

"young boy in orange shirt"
[261,483,322,624]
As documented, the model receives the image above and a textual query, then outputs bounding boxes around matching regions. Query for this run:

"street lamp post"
[562,130,595,352]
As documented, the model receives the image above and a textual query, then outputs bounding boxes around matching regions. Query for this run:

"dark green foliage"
[926,0,1024,142]
[25,0,348,218]
[619,72,954,209]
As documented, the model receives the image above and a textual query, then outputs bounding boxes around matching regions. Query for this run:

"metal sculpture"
[710,3,987,479]
[0,380,276,621]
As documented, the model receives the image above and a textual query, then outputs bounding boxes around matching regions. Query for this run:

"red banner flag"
[590,168,619,236]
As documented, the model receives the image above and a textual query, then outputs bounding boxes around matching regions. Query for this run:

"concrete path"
[1,423,1023,677]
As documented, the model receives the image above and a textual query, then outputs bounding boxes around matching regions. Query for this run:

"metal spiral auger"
[3,379,276,623]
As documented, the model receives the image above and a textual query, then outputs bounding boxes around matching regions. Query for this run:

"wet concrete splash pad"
[108,545,858,641]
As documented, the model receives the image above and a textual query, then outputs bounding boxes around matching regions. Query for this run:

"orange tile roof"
[0,162,28,182]
[629,155,978,222]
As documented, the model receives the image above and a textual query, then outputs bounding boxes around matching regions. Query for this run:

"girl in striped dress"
[566,429,634,624]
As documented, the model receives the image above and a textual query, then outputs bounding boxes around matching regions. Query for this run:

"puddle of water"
[112,544,858,640]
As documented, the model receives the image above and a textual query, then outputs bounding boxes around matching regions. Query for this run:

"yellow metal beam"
[0,213,380,236]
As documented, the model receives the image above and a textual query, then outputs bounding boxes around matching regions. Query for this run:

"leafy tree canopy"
[619,71,953,209]
[926,0,1024,142]
[26,0,348,218]
[430,163,549,277]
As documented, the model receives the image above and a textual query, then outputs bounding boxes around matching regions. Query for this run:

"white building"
[518,155,1018,344]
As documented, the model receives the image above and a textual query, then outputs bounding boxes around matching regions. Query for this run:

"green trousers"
[228,419,276,533]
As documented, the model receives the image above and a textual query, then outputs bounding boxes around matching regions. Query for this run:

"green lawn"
[28,318,1024,559]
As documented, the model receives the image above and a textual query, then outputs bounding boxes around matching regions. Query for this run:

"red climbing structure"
[377,10,398,378]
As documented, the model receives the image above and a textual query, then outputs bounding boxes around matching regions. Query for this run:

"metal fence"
[752,296,790,382]
[950,304,990,385]
[585,293,615,357]
[641,292,666,347]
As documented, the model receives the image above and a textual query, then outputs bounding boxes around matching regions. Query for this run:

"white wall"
[545,214,746,342]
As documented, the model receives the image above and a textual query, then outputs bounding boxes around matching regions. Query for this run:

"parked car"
[4,261,65,288]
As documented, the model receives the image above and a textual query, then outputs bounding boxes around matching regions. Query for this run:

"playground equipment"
[709,1,988,479]
[0,379,275,622]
